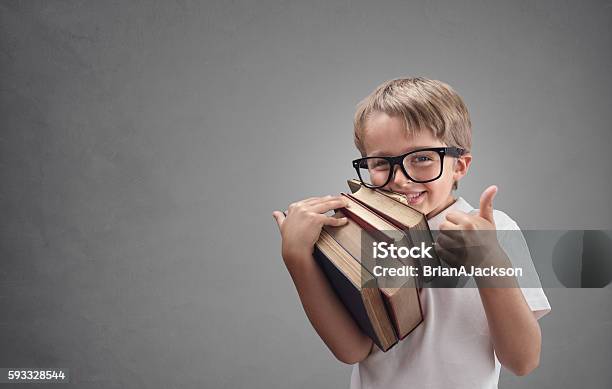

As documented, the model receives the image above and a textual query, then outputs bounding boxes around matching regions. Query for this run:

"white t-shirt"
[350,197,551,389]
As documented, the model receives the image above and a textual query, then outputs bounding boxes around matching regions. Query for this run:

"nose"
[390,165,411,188]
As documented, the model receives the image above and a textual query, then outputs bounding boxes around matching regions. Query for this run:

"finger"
[437,230,467,252]
[300,197,323,205]
[302,195,335,205]
[310,198,350,214]
[435,245,459,265]
[272,211,286,230]
[479,185,498,224]
[445,211,472,225]
[436,232,462,249]
[288,197,321,211]
[439,220,462,231]
[294,195,343,211]
[323,216,349,227]
[288,196,333,215]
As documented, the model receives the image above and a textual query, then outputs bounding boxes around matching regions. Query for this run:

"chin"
[413,203,431,215]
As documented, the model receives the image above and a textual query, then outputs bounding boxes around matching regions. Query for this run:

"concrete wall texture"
[1,1,611,388]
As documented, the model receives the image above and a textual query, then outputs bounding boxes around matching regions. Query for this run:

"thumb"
[479,185,498,224]
[272,211,286,231]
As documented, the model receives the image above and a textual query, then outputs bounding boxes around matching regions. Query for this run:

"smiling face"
[361,112,471,218]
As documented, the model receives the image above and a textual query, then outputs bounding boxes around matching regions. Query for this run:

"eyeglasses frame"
[352,146,466,189]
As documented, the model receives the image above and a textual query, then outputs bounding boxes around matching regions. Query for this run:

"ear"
[453,153,472,183]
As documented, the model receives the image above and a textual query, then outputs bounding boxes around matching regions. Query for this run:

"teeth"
[405,192,424,199]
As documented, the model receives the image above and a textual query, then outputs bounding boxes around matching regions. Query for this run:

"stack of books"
[313,180,440,351]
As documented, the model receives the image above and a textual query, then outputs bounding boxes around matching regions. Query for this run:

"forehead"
[362,112,445,157]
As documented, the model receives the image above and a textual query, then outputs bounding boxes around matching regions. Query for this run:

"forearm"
[477,282,541,376]
[439,187,542,375]
[284,252,373,364]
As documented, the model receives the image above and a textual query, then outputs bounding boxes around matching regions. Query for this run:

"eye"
[410,155,433,164]
[367,158,390,170]
[372,162,388,170]
[406,151,439,166]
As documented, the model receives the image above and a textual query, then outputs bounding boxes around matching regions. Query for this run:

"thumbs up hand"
[478,185,498,227]
[435,186,505,268]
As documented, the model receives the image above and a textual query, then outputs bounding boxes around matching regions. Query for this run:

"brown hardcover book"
[323,199,423,340]
[346,179,441,282]
[308,180,439,352]
[313,229,398,351]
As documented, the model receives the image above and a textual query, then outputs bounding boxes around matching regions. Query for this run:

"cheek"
[424,182,442,197]
[423,175,454,198]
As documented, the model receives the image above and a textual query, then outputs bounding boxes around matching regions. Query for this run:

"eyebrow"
[367,146,437,158]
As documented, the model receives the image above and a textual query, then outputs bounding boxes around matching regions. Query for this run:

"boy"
[272,77,550,388]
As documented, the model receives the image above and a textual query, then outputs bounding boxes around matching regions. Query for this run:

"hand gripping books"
[312,180,440,352]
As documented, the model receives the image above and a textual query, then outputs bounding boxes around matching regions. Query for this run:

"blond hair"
[353,77,472,156]
[353,77,472,190]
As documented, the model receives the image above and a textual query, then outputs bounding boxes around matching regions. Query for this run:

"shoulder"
[492,209,520,230]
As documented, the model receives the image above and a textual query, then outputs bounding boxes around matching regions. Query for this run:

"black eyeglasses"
[352,147,466,189]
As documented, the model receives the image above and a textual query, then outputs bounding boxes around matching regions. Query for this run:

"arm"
[438,186,542,376]
[273,196,373,364]
[283,251,373,364]
[477,280,542,376]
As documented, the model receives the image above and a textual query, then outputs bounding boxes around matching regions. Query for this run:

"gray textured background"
[1,0,611,388]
